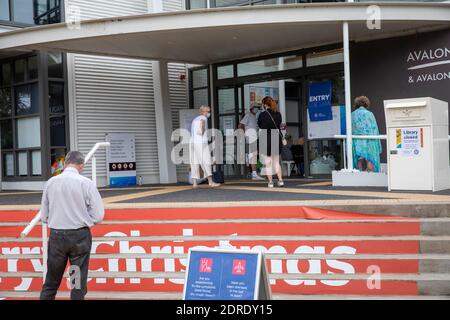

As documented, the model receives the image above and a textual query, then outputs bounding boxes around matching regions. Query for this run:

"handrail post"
[42,223,48,283]
[92,155,97,186]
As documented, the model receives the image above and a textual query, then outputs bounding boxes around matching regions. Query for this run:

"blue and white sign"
[183,248,270,300]
[106,133,136,187]
[307,105,346,139]
[308,81,333,122]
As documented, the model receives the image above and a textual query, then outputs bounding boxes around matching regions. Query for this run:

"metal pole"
[42,223,48,283]
[343,21,353,170]
[92,155,97,186]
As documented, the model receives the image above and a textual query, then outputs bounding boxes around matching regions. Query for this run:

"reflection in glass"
[193,89,209,108]
[51,148,66,177]
[48,52,63,78]
[49,82,64,113]
[0,120,13,149]
[18,151,28,176]
[0,64,11,86]
[218,88,235,114]
[189,0,208,9]
[220,115,236,136]
[14,59,26,83]
[0,0,10,21]
[15,84,39,115]
[4,153,14,176]
[0,88,11,117]
[192,68,208,88]
[31,150,42,175]
[17,117,41,148]
[217,65,234,79]
[28,56,38,80]
[50,116,66,147]
[13,0,34,24]
[306,49,344,67]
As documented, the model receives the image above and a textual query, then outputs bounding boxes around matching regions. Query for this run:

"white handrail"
[19,142,110,239]
[334,134,387,140]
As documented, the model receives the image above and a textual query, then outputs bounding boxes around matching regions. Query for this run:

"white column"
[153,61,178,183]
[343,21,353,170]
[149,0,177,183]
[278,58,286,123]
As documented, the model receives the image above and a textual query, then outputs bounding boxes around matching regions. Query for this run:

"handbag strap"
[264,110,284,140]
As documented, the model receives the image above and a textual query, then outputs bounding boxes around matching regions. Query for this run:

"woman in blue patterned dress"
[351,96,382,172]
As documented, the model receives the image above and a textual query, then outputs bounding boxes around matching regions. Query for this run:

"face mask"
[206,112,211,118]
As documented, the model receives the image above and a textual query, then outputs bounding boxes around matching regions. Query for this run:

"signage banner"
[307,105,346,139]
[183,248,269,300]
[396,127,422,157]
[308,81,333,122]
[106,133,136,187]
[0,207,420,296]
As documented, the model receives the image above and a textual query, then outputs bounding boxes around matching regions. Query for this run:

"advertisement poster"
[249,86,279,105]
[106,133,137,187]
[184,249,264,300]
[308,81,333,122]
[396,127,423,157]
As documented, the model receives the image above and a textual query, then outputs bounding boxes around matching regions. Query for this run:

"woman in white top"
[190,105,220,188]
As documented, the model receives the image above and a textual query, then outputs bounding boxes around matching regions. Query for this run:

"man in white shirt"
[239,103,264,180]
[40,151,104,300]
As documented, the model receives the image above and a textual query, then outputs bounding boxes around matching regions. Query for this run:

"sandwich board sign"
[183,248,272,300]
[105,133,137,187]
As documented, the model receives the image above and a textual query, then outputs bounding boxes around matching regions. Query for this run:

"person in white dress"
[190,105,220,188]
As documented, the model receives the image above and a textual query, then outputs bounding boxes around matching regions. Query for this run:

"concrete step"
[1,271,449,281]
[1,291,449,300]
[2,235,449,242]
[2,253,450,260]
[318,203,450,218]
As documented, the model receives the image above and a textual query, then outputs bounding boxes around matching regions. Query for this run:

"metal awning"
[0,2,449,64]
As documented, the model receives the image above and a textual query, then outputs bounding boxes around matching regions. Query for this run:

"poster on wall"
[307,105,346,139]
[308,81,332,122]
[396,127,423,157]
[106,133,137,187]
[249,86,279,105]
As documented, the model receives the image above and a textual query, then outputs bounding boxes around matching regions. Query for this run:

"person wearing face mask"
[257,96,284,188]
[190,105,220,188]
[239,102,264,180]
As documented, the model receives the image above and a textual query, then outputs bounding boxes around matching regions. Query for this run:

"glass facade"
[186,0,345,9]
[0,0,62,26]
[0,52,68,180]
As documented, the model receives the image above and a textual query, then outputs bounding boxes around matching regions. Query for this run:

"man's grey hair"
[65,151,85,166]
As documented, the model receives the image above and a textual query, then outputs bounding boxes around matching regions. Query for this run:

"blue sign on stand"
[308,81,333,122]
[183,248,271,300]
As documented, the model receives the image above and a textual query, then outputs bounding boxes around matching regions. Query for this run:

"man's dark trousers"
[40,227,92,300]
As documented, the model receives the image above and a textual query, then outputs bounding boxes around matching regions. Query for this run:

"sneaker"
[252,175,265,181]
[277,181,284,187]
[268,182,274,188]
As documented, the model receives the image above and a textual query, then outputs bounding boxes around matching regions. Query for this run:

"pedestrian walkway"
[1,179,450,217]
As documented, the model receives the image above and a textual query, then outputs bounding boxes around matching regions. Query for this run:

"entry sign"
[183,248,271,300]
[106,133,137,187]
[308,81,333,122]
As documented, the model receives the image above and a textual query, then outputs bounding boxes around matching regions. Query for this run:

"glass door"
[305,72,345,177]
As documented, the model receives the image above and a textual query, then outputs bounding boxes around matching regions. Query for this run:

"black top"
[257,110,282,156]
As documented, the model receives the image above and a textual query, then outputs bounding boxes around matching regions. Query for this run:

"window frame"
[0,51,69,181]
[0,0,63,27]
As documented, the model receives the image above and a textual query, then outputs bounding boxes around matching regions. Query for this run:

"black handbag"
[212,166,224,183]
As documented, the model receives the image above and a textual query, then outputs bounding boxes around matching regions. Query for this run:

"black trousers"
[40,227,92,300]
